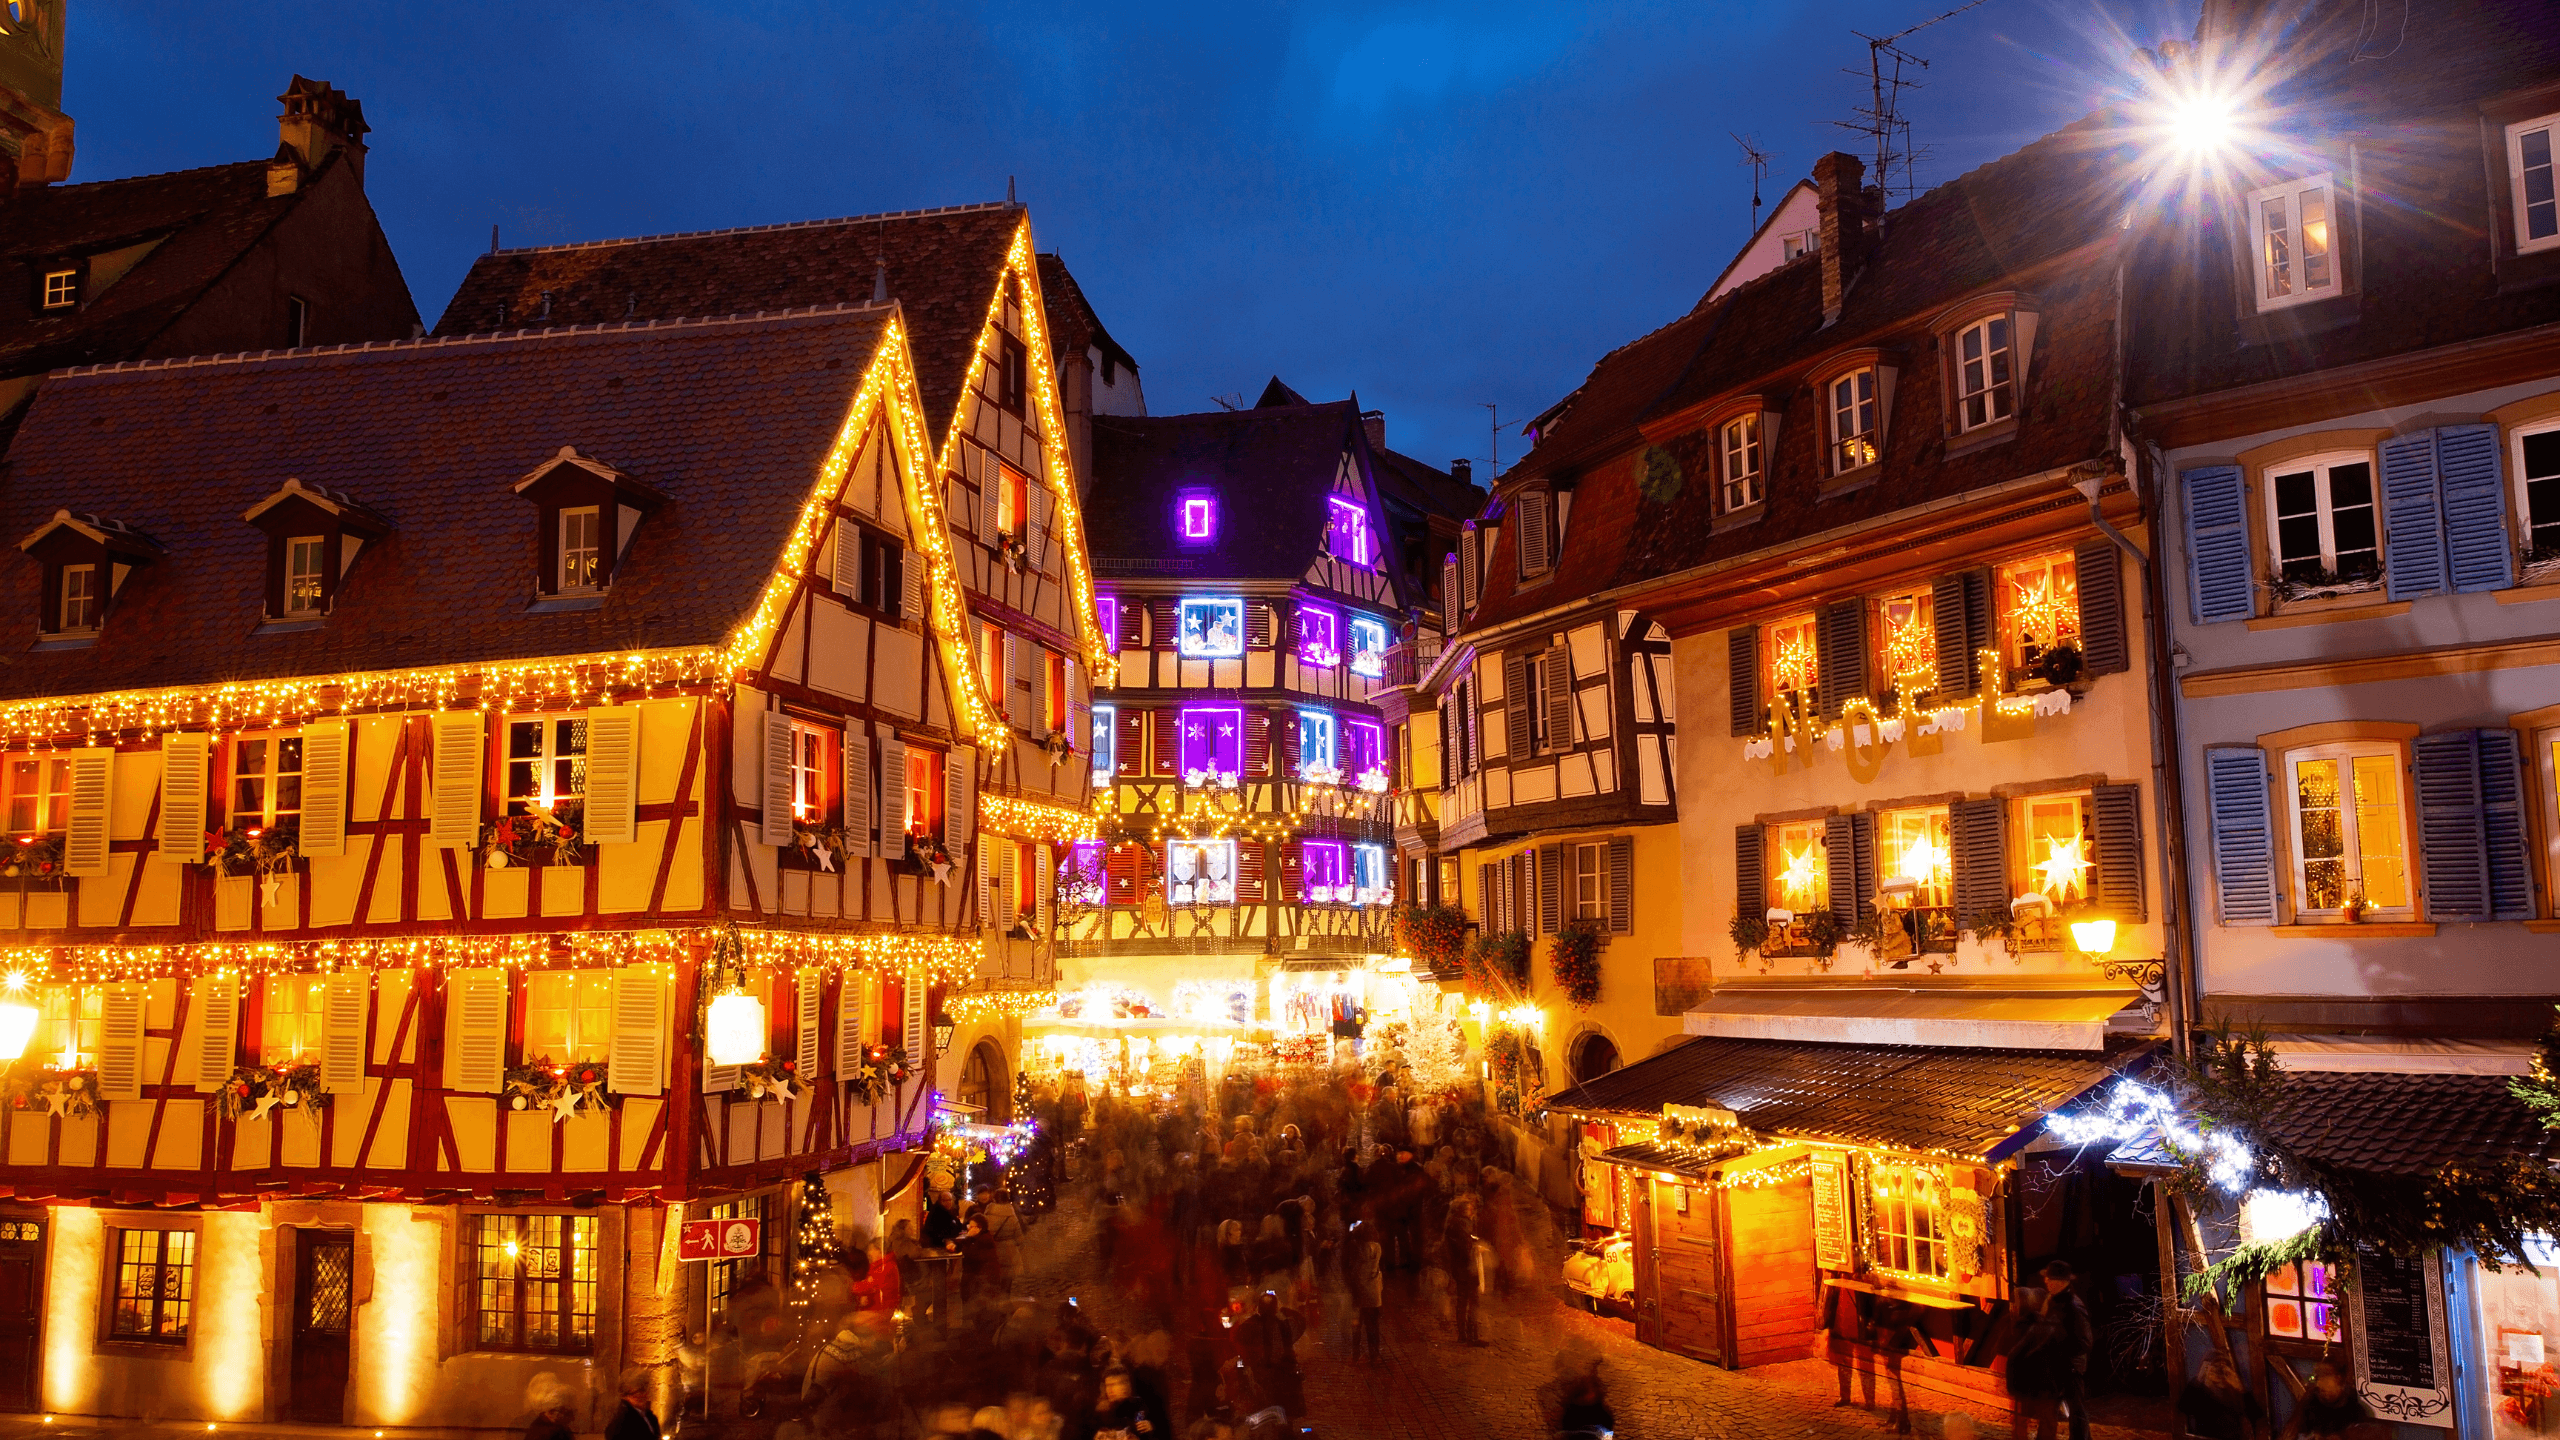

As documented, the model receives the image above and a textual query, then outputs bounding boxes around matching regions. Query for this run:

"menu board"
[2349,1244,2453,1428]
[1810,1152,1853,1270]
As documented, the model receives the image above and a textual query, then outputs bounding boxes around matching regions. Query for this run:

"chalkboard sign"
[2348,1244,2452,1428]
[1811,1152,1853,1270]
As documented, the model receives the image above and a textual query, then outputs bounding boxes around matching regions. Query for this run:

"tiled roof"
[1086,401,1369,583]
[2265,1071,2558,1178]
[0,305,895,699]
[1035,253,1136,376]
[1545,1034,2156,1162]
[435,202,1022,445]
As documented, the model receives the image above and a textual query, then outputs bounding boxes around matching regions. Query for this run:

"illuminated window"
[232,733,306,829]
[2517,425,2560,558]
[1575,840,1607,921]
[1343,715,1387,786]
[789,722,828,823]
[39,985,102,1070]
[1954,316,2013,431]
[1327,496,1374,567]
[1097,596,1120,655]
[1721,412,1763,510]
[1996,551,2080,680]
[1298,603,1341,668]
[1303,839,1349,904]
[1879,807,1951,904]
[2284,745,2410,917]
[2017,792,2094,908]
[283,536,328,615]
[2545,729,2560,919]
[1762,613,1819,721]
[1176,597,1245,659]
[40,268,76,309]
[1298,709,1338,778]
[1353,843,1392,905]
[2262,1257,2340,1341]
[1874,589,1937,699]
[2267,454,2379,590]
[1059,839,1105,906]
[468,1213,599,1353]
[978,622,1004,701]
[1177,491,1217,544]
[2510,116,2560,253]
[1045,651,1069,732]
[1349,614,1389,677]
[902,749,943,838]
[504,717,586,818]
[1866,1161,1950,1280]
[261,974,328,1066]
[1763,821,1828,955]
[2249,174,2338,311]
[1166,838,1236,906]
[109,1228,195,1343]
[995,464,1030,538]
[57,563,96,632]
[5,755,70,834]
[1090,703,1116,783]
[1178,706,1243,785]
[559,506,603,591]
[1829,367,1878,472]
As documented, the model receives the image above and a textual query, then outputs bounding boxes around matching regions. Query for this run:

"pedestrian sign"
[677,1217,760,1262]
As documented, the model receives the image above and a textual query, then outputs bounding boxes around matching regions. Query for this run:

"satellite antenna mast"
[1484,402,1504,478]
[1731,132,1773,238]
[1837,0,1994,208]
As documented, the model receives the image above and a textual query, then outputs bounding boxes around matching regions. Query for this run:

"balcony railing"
[1379,636,1442,688]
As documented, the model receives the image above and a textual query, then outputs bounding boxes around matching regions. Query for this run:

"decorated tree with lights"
[789,1171,844,1308]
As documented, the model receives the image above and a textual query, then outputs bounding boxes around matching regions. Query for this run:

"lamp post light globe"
[705,990,767,1068]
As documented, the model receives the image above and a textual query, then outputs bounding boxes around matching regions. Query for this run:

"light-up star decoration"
[548,1087,585,1124]
[2035,834,2092,899]
[1898,835,1948,888]
[1779,844,1826,904]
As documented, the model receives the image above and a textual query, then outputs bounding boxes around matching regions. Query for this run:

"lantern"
[2069,918,2118,955]
[706,989,767,1067]
[0,971,38,1063]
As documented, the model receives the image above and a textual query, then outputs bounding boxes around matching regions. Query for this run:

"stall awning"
[1547,1034,2158,1164]
[1595,1141,1722,1178]
[1682,987,2145,1052]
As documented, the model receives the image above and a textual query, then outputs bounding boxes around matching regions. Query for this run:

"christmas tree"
[789,1171,843,1308]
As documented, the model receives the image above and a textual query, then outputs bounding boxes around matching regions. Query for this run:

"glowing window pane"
[1176,597,1245,658]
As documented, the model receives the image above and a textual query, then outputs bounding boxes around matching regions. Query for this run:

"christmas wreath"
[1550,919,1604,1009]
[479,809,584,870]
[3,1062,99,1119]
[216,1061,327,1122]
[503,1055,615,1121]
[210,819,298,880]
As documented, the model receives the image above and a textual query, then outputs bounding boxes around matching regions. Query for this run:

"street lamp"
[2070,918,2119,956]
[0,971,37,1062]
[705,989,766,1067]
[932,1017,956,1054]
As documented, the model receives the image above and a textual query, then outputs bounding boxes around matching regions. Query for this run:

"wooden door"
[288,1231,354,1424]
[1631,1175,1661,1349]
[1651,1180,1726,1364]
[0,1219,42,1412]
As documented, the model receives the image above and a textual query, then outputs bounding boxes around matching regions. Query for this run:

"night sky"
[75,1,2200,474]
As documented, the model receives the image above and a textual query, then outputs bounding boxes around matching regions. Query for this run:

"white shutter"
[1032,646,1052,741]
[842,725,872,859]
[1004,633,1030,730]
[298,719,351,857]
[581,706,641,846]
[1066,663,1090,768]
[832,519,861,597]
[975,478,998,547]
[999,841,1020,931]
[445,968,507,1094]
[608,967,667,1096]
[796,971,823,1081]
[879,733,908,850]
[977,846,994,926]
[900,547,924,624]
[944,747,974,852]
[429,712,486,848]
[95,986,145,1100]
[835,972,870,1080]
[1029,484,1056,571]
[61,747,112,877]
[158,733,209,864]
[320,971,369,1095]
[901,968,929,1062]
[193,972,240,1090]
[1036,842,1054,943]
[760,709,796,846]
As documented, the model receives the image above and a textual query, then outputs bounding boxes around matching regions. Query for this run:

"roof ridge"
[1100,400,1352,425]
[490,200,1021,257]
[38,157,266,196]
[50,301,900,379]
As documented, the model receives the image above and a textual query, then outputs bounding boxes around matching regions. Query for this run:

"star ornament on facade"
[249,1091,284,1122]
[929,856,954,886]
[2035,835,2091,898]
[1779,845,1826,904]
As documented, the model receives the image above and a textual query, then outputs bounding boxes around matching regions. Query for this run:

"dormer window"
[1831,368,1879,472]
[284,538,327,615]
[1954,316,2013,430]
[1720,412,1764,511]
[2249,174,2338,311]
[40,268,76,310]
[560,507,603,591]
[512,447,666,605]
[1327,496,1374,567]
[2506,115,2560,254]
[1176,489,1218,545]
[17,509,163,640]
[58,564,96,631]
[242,478,389,624]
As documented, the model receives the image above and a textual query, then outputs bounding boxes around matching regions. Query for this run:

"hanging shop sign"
[2349,1244,2453,1428]
[1810,1151,1854,1271]
[677,1216,762,1262]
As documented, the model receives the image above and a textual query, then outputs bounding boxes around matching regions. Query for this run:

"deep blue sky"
[76,1,2199,474]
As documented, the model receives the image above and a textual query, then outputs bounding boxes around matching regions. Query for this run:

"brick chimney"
[1813,151,1874,326]
[1450,459,1472,486]
[1362,409,1386,453]
[277,76,370,186]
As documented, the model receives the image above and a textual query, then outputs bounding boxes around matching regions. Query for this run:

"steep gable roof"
[1086,402,1368,581]
[1035,252,1137,377]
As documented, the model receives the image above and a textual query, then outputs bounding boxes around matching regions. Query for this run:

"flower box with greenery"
[844,1045,911,1105]
[3,1061,98,1119]
[216,1061,328,1123]
[503,1056,615,1120]
[1484,1028,1541,1118]
[1465,930,1531,995]
[2268,561,2383,606]
[1551,919,1603,1009]
[479,807,584,870]
[1396,905,1469,978]
[210,817,299,879]
[736,1056,805,1103]
[1729,909,1770,963]
[0,833,63,889]
[900,831,957,882]
[779,823,852,873]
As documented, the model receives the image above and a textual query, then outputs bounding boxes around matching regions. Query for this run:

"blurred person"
[1343,1219,1384,1361]
[606,1368,662,1440]
[1233,1291,1303,1421]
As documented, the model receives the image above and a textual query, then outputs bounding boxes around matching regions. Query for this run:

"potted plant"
[1729,909,1770,963]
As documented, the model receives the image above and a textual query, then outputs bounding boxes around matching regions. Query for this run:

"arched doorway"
[957,1039,1008,1123]
[1570,1031,1620,1085]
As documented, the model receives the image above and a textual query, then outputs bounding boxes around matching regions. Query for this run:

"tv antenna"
[1732,132,1773,238]
[1484,402,1504,478]
[1209,391,1243,411]
[1836,0,1993,208]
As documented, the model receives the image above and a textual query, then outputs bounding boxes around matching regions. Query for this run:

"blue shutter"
[2437,423,2515,593]
[2477,727,2536,921]
[2412,728,2490,921]
[2181,466,2256,624]
[2203,746,2277,925]
[2380,429,2448,601]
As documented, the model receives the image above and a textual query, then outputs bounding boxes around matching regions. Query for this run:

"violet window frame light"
[1343,715,1388,791]
[1097,595,1119,654]
[1089,703,1115,783]
[1176,489,1218,545]
[1167,837,1237,906]
[1302,837,1350,905]
[1349,613,1389,677]
[1179,704,1245,787]
[1298,602,1342,669]
[1327,496,1373,567]
[1177,596,1246,659]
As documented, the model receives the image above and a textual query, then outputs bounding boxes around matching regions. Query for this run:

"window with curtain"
[2284,744,2410,917]
[523,971,613,1061]
[469,1213,599,1352]
[109,1228,195,1342]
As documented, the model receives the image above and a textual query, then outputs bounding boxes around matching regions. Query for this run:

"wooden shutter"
[998,841,1020,928]
[1036,843,1055,941]
[61,746,111,877]
[878,733,907,847]
[1478,862,1495,930]
[1950,796,2008,921]
[1245,710,1272,777]
[1734,826,1767,919]
[760,709,796,846]
[1151,599,1176,651]
[842,725,872,859]
[1441,557,1460,635]
[95,986,144,1100]
[835,972,870,1082]
[1504,653,1531,757]
[1465,683,1484,773]
[976,846,994,926]
[1825,812,1876,930]
[295,719,352,857]
[1151,710,1177,778]
[1539,843,1563,934]
[1237,842,1265,905]
[609,968,667,1096]
[193,973,241,1090]
[581,707,641,846]
[1107,844,1138,906]
[1116,708,1146,778]
[321,971,369,1096]
[796,971,824,1081]
[1066,662,1089,762]
[2379,428,2449,601]
[1606,835,1634,935]
[945,747,974,851]
[1519,490,1551,575]
[1931,569,1990,700]
[899,545,923,623]
[2480,727,2537,921]
[1440,702,1458,782]
[1279,710,1302,777]
[1279,841,1305,906]
[158,732,209,864]
[2439,423,2515,593]
[2181,464,2256,625]
[1817,599,1867,719]
[446,968,508,1094]
[1031,647,1053,741]
[1459,526,1480,612]
[2090,783,2147,921]
[2414,728,2492,921]
[1247,602,1273,650]
[833,518,862,596]
[1029,484,1056,570]
[430,712,485,848]
[1728,625,1760,736]
[901,970,929,1061]
[1004,633,1031,730]
[2074,543,2128,677]
[1547,645,1574,751]
[2203,746,2277,925]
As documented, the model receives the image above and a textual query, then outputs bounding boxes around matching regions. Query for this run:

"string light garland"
[944,989,1057,1023]
[1,927,987,985]
[993,225,1114,679]
[977,792,1098,845]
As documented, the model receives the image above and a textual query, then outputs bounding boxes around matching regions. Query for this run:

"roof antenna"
[1007,174,1017,205]
[490,224,499,254]
[1484,402,1502,478]
[1835,0,1991,210]
[872,217,889,304]
[1731,132,1772,238]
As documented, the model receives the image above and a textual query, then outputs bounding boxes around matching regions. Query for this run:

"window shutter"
[998,841,1020,929]
[902,970,929,1062]
[1005,633,1032,731]
[2203,746,2277,925]
[1031,646,1052,741]
[1237,841,1265,905]
[1065,662,1089,762]
[1242,602,1270,650]
[1246,710,1272,777]
[448,968,508,1094]
[1279,841,1304,905]
[1440,702,1457,781]
[1029,484,1056,571]
[1547,644,1575,750]
[193,973,241,1091]
[760,709,796,846]
[1116,708,1146,778]
[1441,557,1460,635]
[2379,428,2449,601]
[2478,727,2537,921]
[1728,625,1761,736]
[878,733,907,847]
[842,725,872,859]
[2090,783,2147,921]
[1735,826,1767,918]
[293,719,353,857]
[835,973,870,1083]
[796,971,824,1081]
[1466,684,1485,771]
[1950,796,2008,921]
[1105,844,1135,906]
[1519,491,1551,575]
[833,518,862,596]
[1285,603,1304,659]
[1478,861,1495,929]
[2414,728,2491,921]
[1931,570,1990,699]
[321,971,369,1096]
[945,746,974,852]
[899,546,923,623]
[2074,542,2129,676]
[974,479,999,548]
[1036,842,1055,941]
[2180,464,2256,624]
[2437,422,2515,593]
[609,967,667,1096]
[158,732,209,864]
[1505,653,1531,757]
[1539,843,1563,934]
[430,712,486,848]
[1151,599,1177,651]
[1151,710,1178,778]
[580,707,640,847]
[1606,835,1634,935]
[1280,710,1301,776]
[1825,812,1877,930]
[976,846,995,926]
[61,746,112,877]
[96,986,144,1100]
[1460,527,1480,612]
[1817,599,1867,718]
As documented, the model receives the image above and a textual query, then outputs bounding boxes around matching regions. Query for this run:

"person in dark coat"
[604,1369,661,1440]
[1444,1198,1484,1346]
[521,1403,573,1440]
[1233,1291,1303,1421]
[2177,1356,2266,1440]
